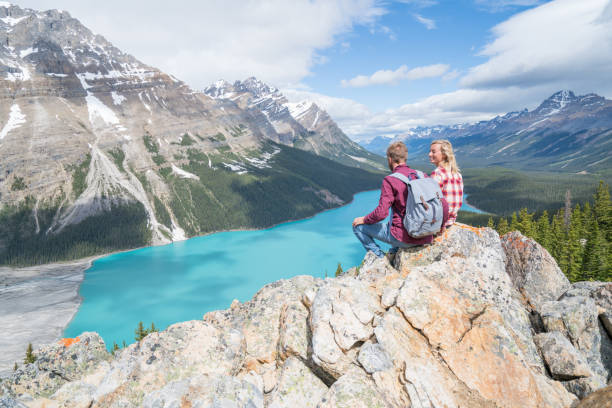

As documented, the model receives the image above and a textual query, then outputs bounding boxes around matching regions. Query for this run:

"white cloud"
[17,0,386,89]
[413,13,437,29]
[442,69,460,81]
[341,63,449,87]
[284,86,546,141]
[462,0,612,95]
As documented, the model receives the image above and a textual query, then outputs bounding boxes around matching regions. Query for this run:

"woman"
[429,140,463,227]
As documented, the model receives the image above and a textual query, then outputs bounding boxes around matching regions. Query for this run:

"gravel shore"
[0,260,91,376]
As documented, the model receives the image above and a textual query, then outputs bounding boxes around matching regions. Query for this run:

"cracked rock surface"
[1,225,609,407]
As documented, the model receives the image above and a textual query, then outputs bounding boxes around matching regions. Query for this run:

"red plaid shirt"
[431,167,463,227]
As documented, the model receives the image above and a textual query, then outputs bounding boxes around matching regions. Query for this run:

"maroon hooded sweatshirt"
[363,164,449,245]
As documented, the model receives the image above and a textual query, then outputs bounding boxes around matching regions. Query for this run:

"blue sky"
[15,0,612,140]
[308,0,530,110]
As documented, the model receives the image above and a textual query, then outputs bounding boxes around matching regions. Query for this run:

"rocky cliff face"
[1,226,609,407]
[203,77,384,170]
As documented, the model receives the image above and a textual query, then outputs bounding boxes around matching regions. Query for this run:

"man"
[352,141,448,257]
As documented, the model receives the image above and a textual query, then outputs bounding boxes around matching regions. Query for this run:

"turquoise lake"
[64,189,483,347]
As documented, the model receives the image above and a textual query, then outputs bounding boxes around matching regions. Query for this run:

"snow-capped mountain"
[361,90,612,172]
[0,3,384,265]
[204,77,384,169]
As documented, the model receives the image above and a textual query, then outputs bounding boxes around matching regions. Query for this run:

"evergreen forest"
[0,143,383,266]
[485,181,611,282]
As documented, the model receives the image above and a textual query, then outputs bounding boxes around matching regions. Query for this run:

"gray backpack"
[389,171,445,238]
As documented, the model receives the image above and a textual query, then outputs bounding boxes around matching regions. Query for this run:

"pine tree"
[112,342,119,353]
[149,322,158,334]
[564,190,572,229]
[593,181,611,241]
[122,340,127,348]
[581,219,606,281]
[566,211,583,282]
[497,217,509,236]
[135,321,146,341]
[24,343,36,364]
[535,211,552,253]
[509,212,519,232]
[551,210,568,274]
[518,208,535,238]
[335,262,343,277]
[487,217,495,229]
[13,362,18,371]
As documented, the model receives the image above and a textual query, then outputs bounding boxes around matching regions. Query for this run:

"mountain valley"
[0,4,384,265]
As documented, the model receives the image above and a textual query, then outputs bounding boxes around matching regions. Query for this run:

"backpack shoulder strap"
[388,172,412,184]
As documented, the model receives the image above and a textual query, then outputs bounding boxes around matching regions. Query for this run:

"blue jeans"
[353,221,416,257]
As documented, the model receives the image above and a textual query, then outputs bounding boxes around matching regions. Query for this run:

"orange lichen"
[456,224,484,236]
[434,228,451,243]
[58,337,80,348]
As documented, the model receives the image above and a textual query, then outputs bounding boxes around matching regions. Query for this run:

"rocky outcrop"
[501,232,612,400]
[1,226,609,407]
[502,230,571,311]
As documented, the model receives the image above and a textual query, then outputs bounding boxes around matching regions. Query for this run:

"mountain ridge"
[361,90,612,173]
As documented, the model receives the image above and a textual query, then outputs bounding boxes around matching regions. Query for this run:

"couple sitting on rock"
[352,140,463,257]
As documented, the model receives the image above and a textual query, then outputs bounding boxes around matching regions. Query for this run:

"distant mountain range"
[0,4,383,265]
[361,90,612,173]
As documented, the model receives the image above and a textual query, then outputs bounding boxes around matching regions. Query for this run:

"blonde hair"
[431,140,460,174]
[386,141,408,163]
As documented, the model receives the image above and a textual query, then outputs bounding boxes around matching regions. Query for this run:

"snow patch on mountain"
[1,15,26,26]
[285,101,314,120]
[243,147,280,169]
[85,95,119,126]
[4,62,30,81]
[171,164,199,180]
[222,162,247,174]
[111,92,126,105]
[0,103,26,140]
[19,47,37,58]
[139,92,152,114]
[496,141,519,153]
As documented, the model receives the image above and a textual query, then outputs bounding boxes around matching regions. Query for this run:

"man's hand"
[352,216,365,227]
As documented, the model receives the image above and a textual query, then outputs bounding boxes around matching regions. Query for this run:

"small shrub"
[335,262,343,277]
[24,343,36,364]
[107,147,125,172]
[143,134,159,154]
[159,167,172,179]
[11,176,26,191]
[180,133,195,146]
[152,154,166,165]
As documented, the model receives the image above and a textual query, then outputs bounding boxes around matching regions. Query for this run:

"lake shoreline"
[461,193,490,214]
[0,189,377,377]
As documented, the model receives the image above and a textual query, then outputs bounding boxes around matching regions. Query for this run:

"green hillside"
[0,143,384,266]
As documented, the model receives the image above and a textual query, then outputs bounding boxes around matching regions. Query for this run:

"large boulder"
[501,231,571,311]
[534,332,592,380]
